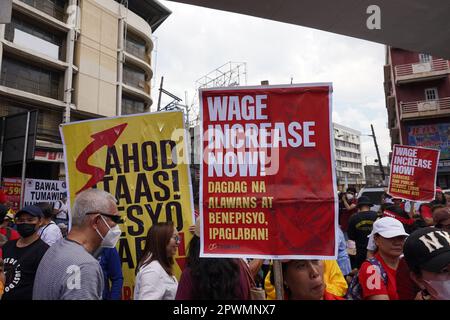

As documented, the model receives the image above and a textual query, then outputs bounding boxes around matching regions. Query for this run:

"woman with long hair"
[134,222,180,300]
[176,230,250,300]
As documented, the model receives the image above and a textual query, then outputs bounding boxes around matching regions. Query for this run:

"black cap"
[403,227,450,273]
[16,205,43,218]
[357,196,373,208]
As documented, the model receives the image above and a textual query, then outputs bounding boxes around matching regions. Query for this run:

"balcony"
[18,0,66,21]
[394,59,450,84]
[400,97,450,120]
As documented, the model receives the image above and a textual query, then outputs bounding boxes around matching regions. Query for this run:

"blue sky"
[152,1,391,165]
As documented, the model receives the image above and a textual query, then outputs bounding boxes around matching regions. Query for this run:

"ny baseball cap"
[368,217,409,239]
[16,205,43,218]
[403,227,450,273]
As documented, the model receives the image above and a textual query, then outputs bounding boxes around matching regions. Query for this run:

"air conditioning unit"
[418,100,438,112]
[412,62,432,74]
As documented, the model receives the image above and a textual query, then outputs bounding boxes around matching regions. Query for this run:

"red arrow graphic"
[75,123,128,194]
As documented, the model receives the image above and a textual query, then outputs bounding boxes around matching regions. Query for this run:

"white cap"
[368,217,409,239]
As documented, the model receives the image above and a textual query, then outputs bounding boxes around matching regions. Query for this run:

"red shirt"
[0,227,20,259]
[358,253,399,300]
[420,205,433,220]
[396,257,420,300]
[340,200,358,232]
[0,227,20,241]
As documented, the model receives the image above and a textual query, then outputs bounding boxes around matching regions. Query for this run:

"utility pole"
[157,76,164,111]
[371,124,385,180]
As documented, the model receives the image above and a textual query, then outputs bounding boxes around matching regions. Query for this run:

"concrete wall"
[74,0,118,117]
[391,48,450,66]
[396,77,450,102]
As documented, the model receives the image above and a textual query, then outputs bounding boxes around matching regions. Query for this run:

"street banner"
[2,177,21,212]
[388,144,440,202]
[60,111,194,299]
[23,179,66,206]
[200,83,337,259]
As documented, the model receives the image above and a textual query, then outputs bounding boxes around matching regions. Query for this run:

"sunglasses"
[86,212,124,224]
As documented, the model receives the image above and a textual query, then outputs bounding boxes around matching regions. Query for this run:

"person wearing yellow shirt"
[264,260,348,299]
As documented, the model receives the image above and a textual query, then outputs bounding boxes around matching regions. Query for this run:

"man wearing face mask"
[33,189,122,300]
[403,227,450,300]
[1,205,49,300]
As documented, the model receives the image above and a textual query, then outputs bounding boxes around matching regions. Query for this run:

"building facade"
[333,122,365,190]
[364,164,389,187]
[0,0,170,180]
[384,47,450,188]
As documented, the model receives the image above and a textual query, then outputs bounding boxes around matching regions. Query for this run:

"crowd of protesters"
[0,186,449,301]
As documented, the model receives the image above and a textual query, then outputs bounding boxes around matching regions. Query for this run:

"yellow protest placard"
[60,111,194,299]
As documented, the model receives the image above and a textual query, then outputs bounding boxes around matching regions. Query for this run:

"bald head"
[72,189,117,227]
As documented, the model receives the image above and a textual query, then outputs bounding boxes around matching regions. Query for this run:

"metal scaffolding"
[189,61,247,127]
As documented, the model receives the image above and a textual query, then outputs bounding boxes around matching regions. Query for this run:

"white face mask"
[96,215,121,248]
[347,194,354,200]
[424,279,450,300]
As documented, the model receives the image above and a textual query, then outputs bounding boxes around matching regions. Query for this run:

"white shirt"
[134,260,178,300]
[54,200,68,220]
[38,221,63,246]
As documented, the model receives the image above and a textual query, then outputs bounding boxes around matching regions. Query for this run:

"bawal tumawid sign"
[23,179,67,206]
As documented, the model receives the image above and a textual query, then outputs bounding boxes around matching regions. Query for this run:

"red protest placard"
[200,84,337,259]
[388,145,440,202]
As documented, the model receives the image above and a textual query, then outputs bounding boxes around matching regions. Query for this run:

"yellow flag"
[60,111,194,299]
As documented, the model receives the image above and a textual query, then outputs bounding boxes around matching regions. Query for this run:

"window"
[123,64,147,90]
[0,56,62,99]
[0,98,62,142]
[122,95,147,115]
[125,32,147,61]
[425,88,438,101]
[5,14,63,60]
[419,53,432,63]
[21,0,67,21]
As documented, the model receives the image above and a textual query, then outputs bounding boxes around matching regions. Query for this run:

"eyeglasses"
[86,212,124,224]
[172,235,180,243]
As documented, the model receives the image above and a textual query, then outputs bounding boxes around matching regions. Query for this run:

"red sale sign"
[388,145,440,202]
[200,84,337,259]
[2,177,21,212]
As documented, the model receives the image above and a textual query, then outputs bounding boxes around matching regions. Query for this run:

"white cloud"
[153,1,391,164]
